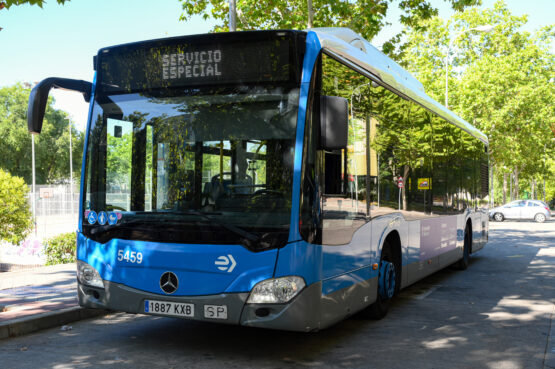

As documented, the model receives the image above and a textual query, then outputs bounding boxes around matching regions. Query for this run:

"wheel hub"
[378,261,396,299]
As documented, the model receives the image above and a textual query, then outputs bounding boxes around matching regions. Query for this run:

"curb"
[0,306,109,340]
[546,305,555,369]
[0,263,45,273]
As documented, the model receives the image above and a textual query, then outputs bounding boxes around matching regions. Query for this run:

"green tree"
[0,0,67,10]
[178,0,478,49]
[1,0,69,29]
[400,1,554,204]
[0,84,85,184]
[0,169,32,244]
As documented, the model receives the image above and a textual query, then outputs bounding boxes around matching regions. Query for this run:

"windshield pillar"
[131,121,147,211]
[194,141,204,209]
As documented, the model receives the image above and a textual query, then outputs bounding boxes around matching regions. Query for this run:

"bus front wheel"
[364,241,398,319]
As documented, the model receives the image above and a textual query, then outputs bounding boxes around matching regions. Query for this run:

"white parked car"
[489,200,551,223]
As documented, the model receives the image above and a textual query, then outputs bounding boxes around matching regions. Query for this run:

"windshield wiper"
[88,217,156,235]
[87,210,269,249]
[183,210,261,246]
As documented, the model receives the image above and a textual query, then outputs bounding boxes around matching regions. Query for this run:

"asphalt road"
[1,220,554,369]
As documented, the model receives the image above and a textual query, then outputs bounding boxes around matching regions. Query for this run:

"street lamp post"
[31,133,37,236]
[69,121,74,216]
[228,0,236,31]
[444,24,495,108]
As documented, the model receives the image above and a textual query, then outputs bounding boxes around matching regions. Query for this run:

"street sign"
[397,177,404,188]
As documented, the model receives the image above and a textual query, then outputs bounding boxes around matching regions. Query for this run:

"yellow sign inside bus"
[418,178,431,190]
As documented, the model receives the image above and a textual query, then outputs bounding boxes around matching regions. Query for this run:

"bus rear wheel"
[455,226,471,270]
[364,241,398,319]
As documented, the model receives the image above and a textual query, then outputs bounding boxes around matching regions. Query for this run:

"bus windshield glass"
[82,32,303,250]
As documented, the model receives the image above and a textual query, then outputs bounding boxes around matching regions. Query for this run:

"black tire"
[456,226,471,270]
[493,213,504,222]
[534,213,546,223]
[364,241,399,319]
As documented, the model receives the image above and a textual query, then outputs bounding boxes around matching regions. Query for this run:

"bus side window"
[318,53,370,245]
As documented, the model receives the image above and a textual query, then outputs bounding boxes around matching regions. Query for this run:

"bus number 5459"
[117,249,143,264]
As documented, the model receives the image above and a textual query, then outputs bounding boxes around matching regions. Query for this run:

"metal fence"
[28,184,79,240]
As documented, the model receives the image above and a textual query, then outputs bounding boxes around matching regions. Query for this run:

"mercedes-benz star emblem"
[160,272,178,294]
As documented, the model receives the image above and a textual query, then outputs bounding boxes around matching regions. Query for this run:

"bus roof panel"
[309,28,488,145]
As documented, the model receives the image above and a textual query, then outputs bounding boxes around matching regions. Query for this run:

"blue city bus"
[27,28,489,331]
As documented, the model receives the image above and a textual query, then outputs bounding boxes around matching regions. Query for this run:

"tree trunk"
[514,168,519,199]
[503,172,507,204]
[509,173,513,201]
[307,0,314,28]
[531,178,535,199]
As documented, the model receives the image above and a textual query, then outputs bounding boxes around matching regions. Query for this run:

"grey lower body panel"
[240,282,323,332]
[79,281,249,325]
[79,276,381,332]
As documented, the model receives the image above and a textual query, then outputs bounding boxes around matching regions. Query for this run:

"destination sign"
[161,50,222,80]
[97,34,296,94]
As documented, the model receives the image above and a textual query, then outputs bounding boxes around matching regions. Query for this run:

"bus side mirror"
[27,77,92,134]
[319,95,348,150]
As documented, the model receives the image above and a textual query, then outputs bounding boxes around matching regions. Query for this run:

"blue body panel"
[321,267,372,296]
[286,30,321,244]
[276,31,378,295]
[274,31,323,287]
[77,232,276,295]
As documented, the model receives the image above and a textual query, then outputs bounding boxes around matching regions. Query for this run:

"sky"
[1,0,553,131]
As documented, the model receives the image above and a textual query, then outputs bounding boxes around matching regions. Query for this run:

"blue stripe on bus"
[321,267,374,296]
[78,72,97,233]
[287,30,322,244]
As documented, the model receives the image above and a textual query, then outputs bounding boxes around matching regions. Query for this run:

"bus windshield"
[82,33,303,250]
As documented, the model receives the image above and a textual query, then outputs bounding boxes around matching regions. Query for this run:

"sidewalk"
[0,263,107,339]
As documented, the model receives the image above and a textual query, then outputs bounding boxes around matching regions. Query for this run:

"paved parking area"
[0,220,553,368]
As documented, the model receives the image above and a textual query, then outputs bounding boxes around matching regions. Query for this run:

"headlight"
[247,276,305,304]
[77,260,104,288]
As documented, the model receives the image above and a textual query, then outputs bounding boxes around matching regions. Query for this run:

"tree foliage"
[0,169,32,244]
[400,1,554,203]
[0,0,69,30]
[0,0,67,10]
[0,84,85,184]
[178,0,478,50]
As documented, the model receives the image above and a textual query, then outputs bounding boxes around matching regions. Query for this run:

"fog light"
[247,276,305,304]
[77,260,104,288]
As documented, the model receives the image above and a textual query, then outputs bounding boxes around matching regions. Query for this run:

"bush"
[44,232,76,265]
[0,169,33,244]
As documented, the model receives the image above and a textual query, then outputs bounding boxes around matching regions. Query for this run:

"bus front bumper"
[78,280,322,332]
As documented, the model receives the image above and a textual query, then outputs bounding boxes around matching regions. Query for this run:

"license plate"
[144,300,194,317]
[204,305,228,320]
